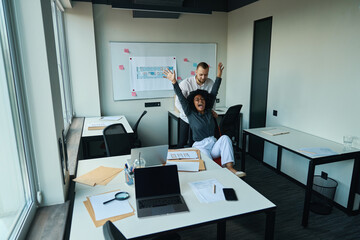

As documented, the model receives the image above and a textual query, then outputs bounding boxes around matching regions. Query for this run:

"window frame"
[0,0,39,239]
[51,0,74,135]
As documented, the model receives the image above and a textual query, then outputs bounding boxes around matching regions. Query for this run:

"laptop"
[134,165,189,218]
[128,145,168,167]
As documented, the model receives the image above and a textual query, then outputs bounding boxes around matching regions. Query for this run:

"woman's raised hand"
[217,62,224,78]
[163,68,177,84]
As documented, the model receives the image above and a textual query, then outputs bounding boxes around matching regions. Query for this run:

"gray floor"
[172,154,360,240]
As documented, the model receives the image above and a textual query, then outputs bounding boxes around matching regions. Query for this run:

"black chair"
[103,220,181,240]
[219,104,243,149]
[131,110,147,148]
[103,123,131,157]
[103,220,127,240]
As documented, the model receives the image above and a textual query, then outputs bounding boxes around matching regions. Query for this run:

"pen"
[125,163,128,169]
[213,184,216,194]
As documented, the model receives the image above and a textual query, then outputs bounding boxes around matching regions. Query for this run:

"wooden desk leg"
[302,161,315,227]
[265,209,276,240]
[241,132,247,171]
[217,220,226,240]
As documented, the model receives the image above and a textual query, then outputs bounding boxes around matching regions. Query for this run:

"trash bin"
[310,175,338,215]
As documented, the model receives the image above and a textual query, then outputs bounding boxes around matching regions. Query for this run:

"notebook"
[134,165,189,218]
[128,145,168,167]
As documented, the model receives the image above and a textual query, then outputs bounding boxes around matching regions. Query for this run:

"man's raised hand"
[217,62,224,78]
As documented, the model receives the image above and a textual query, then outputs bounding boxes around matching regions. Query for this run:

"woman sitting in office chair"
[163,63,245,178]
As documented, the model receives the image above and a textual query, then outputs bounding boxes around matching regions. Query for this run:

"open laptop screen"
[134,165,180,199]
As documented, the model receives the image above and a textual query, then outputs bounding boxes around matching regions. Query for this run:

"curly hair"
[186,89,211,112]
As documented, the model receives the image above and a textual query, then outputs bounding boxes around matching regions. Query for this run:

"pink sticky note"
[131,92,137,97]
[184,58,188,62]
[119,65,124,70]
[124,48,130,54]
[177,76,182,80]
[191,71,195,76]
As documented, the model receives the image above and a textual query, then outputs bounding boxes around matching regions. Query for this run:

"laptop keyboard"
[138,196,183,209]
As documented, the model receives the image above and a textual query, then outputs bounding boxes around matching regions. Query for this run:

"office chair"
[103,220,127,240]
[103,220,181,240]
[219,104,242,149]
[103,123,131,157]
[131,110,147,148]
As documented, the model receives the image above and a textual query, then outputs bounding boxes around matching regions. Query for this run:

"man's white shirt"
[175,76,214,123]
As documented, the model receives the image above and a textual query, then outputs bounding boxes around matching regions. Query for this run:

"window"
[51,0,73,134]
[0,1,37,239]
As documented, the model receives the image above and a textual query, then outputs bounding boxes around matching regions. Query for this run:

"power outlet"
[273,110,278,116]
[216,98,220,103]
[145,102,160,107]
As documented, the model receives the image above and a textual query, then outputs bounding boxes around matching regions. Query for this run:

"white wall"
[65,2,101,117]
[227,0,360,207]
[92,5,228,146]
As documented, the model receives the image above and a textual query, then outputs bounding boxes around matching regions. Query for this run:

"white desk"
[70,151,276,240]
[242,126,360,227]
[82,116,133,137]
[81,116,133,159]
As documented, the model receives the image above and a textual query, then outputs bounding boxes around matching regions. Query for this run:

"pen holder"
[125,168,134,185]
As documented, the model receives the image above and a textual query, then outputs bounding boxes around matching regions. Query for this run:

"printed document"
[167,151,199,160]
[189,179,225,203]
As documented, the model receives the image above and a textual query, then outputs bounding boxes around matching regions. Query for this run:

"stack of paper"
[84,190,134,227]
[167,151,199,160]
[166,161,200,172]
[73,166,123,186]
[167,149,206,171]
[189,179,225,203]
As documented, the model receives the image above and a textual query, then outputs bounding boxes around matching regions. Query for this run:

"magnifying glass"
[103,192,130,204]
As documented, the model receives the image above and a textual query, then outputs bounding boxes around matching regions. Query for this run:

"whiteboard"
[110,42,217,101]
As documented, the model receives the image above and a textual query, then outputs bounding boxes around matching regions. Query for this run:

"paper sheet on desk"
[167,149,201,160]
[89,191,133,221]
[167,151,199,159]
[100,116,122,121]
[297,147,338,157]
[84,190,135,227]
[261,128,289,136]
[166,161,200,172]
[189,179,225,203]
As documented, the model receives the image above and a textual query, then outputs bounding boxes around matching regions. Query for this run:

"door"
[248,17,272,161]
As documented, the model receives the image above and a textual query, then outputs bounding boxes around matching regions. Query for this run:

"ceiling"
[71,0,258,18]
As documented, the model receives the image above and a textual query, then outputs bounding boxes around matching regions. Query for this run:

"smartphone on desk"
[223,188,238,201]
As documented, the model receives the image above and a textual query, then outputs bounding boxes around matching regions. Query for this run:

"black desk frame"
[241,130,360,227]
